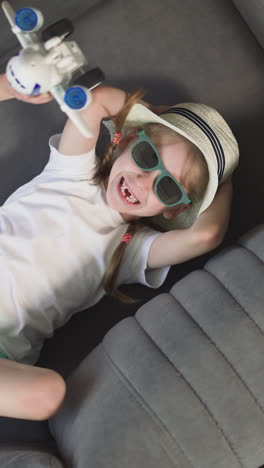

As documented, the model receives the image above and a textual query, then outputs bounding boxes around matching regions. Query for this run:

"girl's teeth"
[121,179,138,203]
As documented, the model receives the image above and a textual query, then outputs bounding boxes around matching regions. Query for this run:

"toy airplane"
[1,1,105,137]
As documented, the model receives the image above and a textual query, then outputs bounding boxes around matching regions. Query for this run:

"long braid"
[102,221,143,303]
[92,88,147,303]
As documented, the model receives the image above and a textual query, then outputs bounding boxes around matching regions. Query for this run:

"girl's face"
[105,133,192,221]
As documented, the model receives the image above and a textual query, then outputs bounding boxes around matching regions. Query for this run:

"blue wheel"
[15,8,39,31]
[64,87,88,110]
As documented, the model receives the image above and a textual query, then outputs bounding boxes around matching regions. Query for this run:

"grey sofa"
[0,0,264,467]
[49,224,264,468]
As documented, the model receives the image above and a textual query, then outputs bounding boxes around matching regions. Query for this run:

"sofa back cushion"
[232,0,264,48]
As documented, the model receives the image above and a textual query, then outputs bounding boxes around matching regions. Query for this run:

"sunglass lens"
[157,176,182,205]
[132,141,159,169]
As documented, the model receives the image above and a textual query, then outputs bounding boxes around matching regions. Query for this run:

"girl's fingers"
[23,93,54,104]
[0,75,53,104]
[30,93,54,104]
[12,91,53,104]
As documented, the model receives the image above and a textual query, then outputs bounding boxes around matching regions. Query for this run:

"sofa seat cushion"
[50,225,264,468]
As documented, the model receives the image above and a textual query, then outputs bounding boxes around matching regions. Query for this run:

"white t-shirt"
[0,134,169,364]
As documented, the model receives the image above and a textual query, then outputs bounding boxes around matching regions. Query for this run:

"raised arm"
[0,72,132,155]
[147,178,233,269]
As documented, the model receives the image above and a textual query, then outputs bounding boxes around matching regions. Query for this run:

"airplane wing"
[1,1,42,49]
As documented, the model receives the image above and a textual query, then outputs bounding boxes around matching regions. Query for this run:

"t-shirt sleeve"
[118,226,170,288]
[43,134,97,179]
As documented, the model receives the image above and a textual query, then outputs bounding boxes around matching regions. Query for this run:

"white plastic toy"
[1,1,105,137]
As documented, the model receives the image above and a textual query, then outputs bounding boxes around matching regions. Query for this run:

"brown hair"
[93,91,209,303]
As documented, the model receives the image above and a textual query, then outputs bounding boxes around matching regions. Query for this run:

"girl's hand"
[0,73,53,104]
[147,179,233,269]
[10,88,53,104]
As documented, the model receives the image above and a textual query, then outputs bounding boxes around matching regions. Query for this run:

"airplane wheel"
[72,67,105,90]
[42,18,74,42]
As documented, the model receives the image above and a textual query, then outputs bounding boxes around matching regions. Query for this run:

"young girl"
[0,73,239,421]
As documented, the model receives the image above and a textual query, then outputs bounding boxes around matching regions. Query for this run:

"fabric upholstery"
[0,446,64,467]
[50,225,264,468]
[232,0,264,48]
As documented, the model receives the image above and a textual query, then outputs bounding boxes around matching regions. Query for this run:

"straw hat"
[104,102,239,230]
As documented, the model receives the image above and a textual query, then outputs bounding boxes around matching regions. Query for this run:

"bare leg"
[0,358,66,421]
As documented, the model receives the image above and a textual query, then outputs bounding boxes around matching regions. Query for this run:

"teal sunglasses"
[130,130,192,207]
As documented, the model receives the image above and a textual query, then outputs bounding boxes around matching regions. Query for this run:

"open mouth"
[119,177,140,204]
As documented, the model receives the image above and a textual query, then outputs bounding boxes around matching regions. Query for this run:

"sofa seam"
[173,270,264,419]
[168,272,264,463]
[135,308,245,468]
[101,342,194,468]
[203,263,264,343]
[237,241,264,265]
